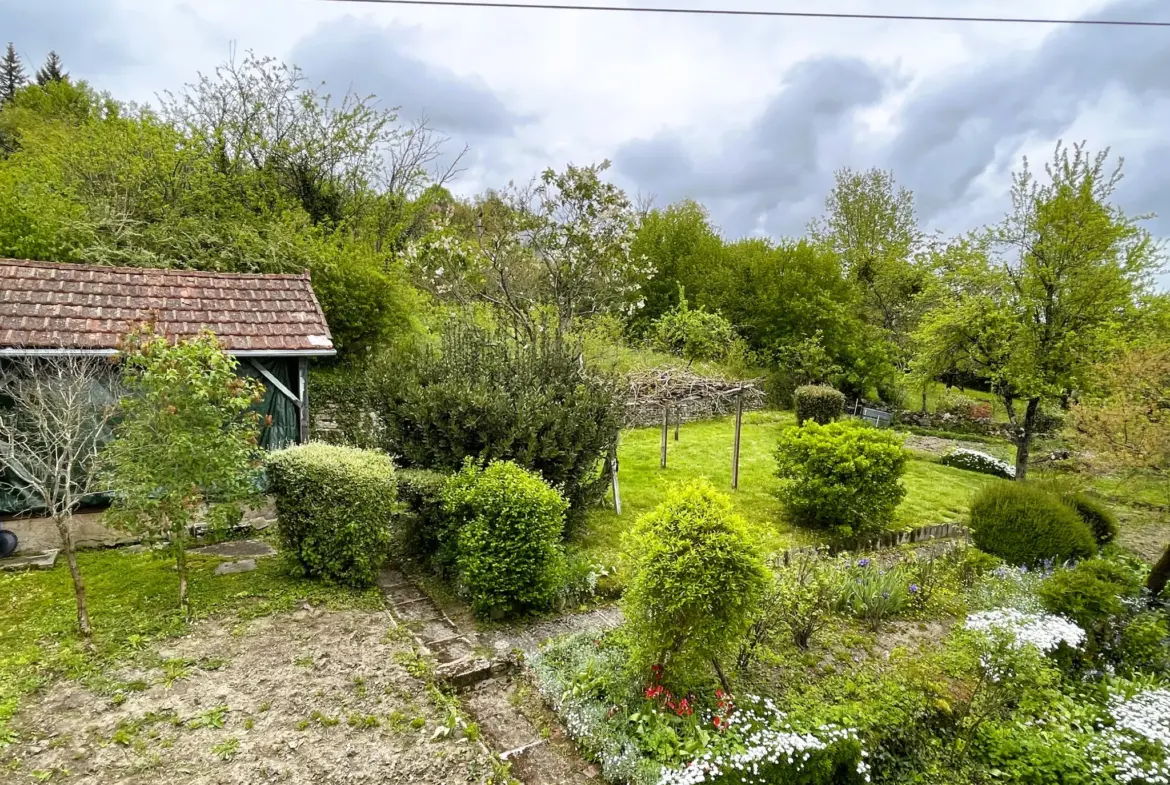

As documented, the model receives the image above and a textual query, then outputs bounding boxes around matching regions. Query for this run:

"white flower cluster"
[941,448,1015,479]
[658,698,869,785]
[964,608,1086,652]
[1098,688,1170,785]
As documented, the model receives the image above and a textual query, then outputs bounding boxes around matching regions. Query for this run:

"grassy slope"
[577,411,1000,570]
[0,548,381,741]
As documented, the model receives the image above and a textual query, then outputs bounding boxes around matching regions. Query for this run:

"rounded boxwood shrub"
[395,468,451,563]
[623,480,767,687]
[794,384,845,426]
[442,460,568,620]
[968,482,1096,567]
[266,443,396,588]
[774,420,907,537]
[1063,492,1119,547]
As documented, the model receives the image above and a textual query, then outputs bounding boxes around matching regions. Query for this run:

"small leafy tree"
[0,355,121,636]
[623,480,767,691]
[1071,343,1170,595]
[103,326,264,616]
[651,288,736,366]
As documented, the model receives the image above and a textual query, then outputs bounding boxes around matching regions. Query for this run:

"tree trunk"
[1014,397,1041,481]
[711,657,732,696]
[55,517,91,637]
[1147,543,1170,598]
[920,383,928,414]
[176,540,190,618]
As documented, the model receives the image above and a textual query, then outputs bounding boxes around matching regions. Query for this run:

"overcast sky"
[4,0,1170,253]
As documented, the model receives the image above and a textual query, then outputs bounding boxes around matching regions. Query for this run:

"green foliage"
[1038,557,1142,662]
[102,326,263,613]
[1064,492,1120,546]
[395,468,450,562]
[307,362,384,450]
[622,480,767,687]
[968,482,1096,567]
[651,291,736,365]
[740,551,837,665]
[835,560,911,631]
[381,319,623,517]
[774,420,907,537]
[1118,611,1170,675]
[266,443,396,588]
[793,384,845,425]
[441,460,569,619]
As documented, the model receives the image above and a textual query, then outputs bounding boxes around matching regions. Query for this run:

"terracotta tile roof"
[0,259,334,355]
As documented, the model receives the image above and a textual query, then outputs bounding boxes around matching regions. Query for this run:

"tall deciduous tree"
[915,142,1159,479]
[810,167,926,366]
[1,43,26,104]
[0,355,121,636]
[103,326,264,616]
[35,51,66,86]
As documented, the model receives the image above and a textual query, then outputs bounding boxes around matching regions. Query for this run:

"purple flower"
[857,558,870,568]
[881,591,890,599]
[1019,564,1029,574]
[909,584,920,594]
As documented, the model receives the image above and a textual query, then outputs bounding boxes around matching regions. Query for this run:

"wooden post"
[610,449,622,516]
[660,406,669,469]
[674,404,681,442]
[731,385,744,490]
[297,358,310,445]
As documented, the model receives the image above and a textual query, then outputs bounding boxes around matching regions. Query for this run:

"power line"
[319,0,1170,28]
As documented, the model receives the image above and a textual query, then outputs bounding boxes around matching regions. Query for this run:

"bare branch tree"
[0,355,122,636]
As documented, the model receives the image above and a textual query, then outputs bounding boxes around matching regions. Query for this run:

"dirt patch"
[1116,506,1168,564]
[481,606,624,659]
[2,609,496,784]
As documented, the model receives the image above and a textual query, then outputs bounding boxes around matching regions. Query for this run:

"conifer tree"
[35,50,67,86]
[1,43,26,103]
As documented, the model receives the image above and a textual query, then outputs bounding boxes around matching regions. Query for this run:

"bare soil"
[2,609,496,785]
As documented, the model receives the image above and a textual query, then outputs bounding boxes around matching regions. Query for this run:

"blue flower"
[881,591,891,599]
[909,584,920,594]
[857,558,870,568]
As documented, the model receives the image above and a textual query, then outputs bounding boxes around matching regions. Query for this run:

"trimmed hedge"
[969,482,1096,567]
[794,385,845,426]
[1064,492,1119,547]
[442,460,569,619]
[267,443,396,588]
[396,468,451,563]
[774,420,907,538]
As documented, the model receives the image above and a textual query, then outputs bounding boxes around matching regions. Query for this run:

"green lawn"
[0,547,381,742]
[576,411,999,571]
[902,381,1009,422]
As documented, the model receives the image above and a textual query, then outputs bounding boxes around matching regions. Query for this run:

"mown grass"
[0,547,381,742]
[901,381,1009,422]
[577,411,1000,572]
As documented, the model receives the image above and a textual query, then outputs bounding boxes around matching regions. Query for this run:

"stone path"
[377,566,609,784]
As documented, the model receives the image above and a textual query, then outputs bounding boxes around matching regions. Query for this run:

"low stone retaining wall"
[769,522,970,567]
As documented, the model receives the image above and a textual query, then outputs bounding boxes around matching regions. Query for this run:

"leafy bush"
[741,551,838,664]
[1063,492,1119,546]
[308,362,384,449]
[395,468,450,562]
[1038,557,1143,660]
[774,420,907,537]
[651,291,736,365]
[380,320,622,519]
[623,480,767,687]
[266,443,396,588]
[1118,612,1170,675]
[941,448,1015,479]
[794,384,845,426]
[937,392,979,419]
[441,460,568,619]
[968,482,1096,567]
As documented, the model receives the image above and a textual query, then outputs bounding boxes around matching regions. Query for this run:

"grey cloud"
[289,17,531,140]
[613,56,891,237]
[0,0,137,81]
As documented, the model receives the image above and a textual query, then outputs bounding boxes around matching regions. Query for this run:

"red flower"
[713,716,723,729]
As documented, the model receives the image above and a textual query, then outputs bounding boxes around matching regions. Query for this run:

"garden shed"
[0,258,335,517]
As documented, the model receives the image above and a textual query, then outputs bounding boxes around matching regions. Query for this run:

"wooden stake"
[660,406,669,469]
[674,405,681,441]
[610,452,622,516]
[732,385,744,490]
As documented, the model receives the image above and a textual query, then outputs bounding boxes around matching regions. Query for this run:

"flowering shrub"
[964,608,1086,654]
[1097,687,1170,784]
[657,697,868,785]
[774,420,907,538]
[940,448,1015,479]
[623,480,767,687]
